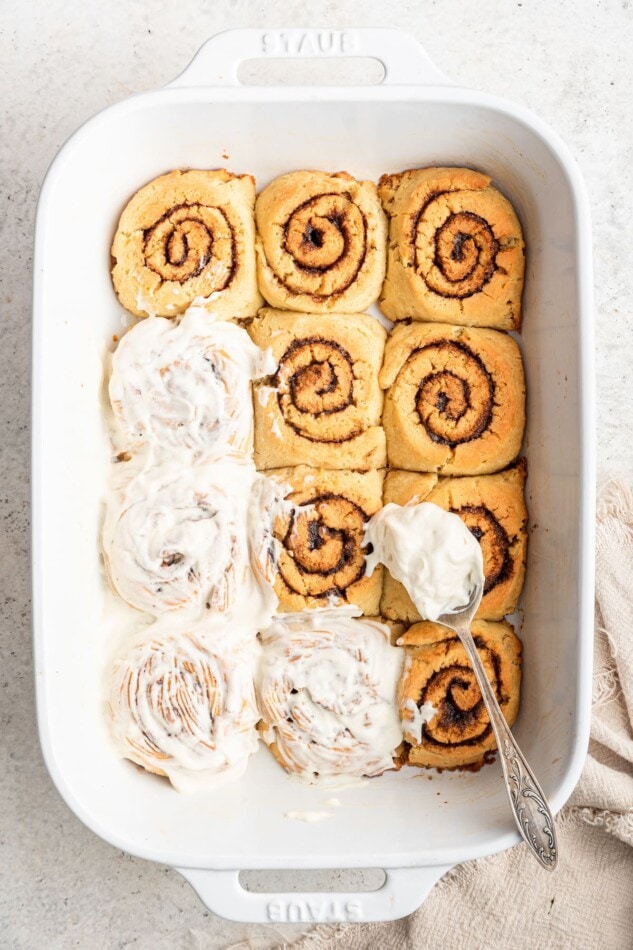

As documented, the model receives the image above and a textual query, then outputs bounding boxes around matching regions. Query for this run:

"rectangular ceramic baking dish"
[32,28,595,924]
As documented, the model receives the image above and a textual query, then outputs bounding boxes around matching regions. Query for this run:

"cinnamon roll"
[108,621,261,790]
[255,171,387,313]
[102,459,265,621]
[381,463,527,622]
[398,619,522,769]
[257,609,404,784]
[372,617,406,646]
[379,167,524,330]
[109,305,275,456]
[266,466,384,614]
[380,322,525,475]
[111,169,262,318]
[249,309,386,470]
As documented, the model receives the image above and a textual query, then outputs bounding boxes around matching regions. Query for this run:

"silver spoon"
[436,582,558,870]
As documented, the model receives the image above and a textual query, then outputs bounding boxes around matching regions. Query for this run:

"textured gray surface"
[1,0,632,947]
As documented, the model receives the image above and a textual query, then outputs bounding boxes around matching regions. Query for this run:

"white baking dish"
[32,28,595,923]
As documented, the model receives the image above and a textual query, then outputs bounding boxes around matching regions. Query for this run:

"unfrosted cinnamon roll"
[379,167,524,330]
[266,466,384,614]
[102,459,266,621]
[111,169,262,318]
[380,322,525,475]
[255,171,387,313]
[249,309,386,470]
[398,619,522,769]
[109,306,275,456]
[108,622,261,790]
[257,609,404,784]
[381,462,528,622]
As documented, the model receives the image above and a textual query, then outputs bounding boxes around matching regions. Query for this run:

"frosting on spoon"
[365,501,484,621]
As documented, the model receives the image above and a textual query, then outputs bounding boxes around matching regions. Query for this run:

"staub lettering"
[261,31,359,56]
[266,899,364,923]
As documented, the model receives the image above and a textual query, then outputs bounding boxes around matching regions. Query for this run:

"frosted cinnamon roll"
[255,171,387,313]
[109,306,275,456]
[257,609,404,784]
[266,466,383,614]
[247,471,291,616]
[111,169,262,318]
[379,167,524,330]
[103,459,265,621]
[249,309,386,470]
[380,322,525,475]
[398,619,522,769]
[381,462,528,622]
[108,622,261,790]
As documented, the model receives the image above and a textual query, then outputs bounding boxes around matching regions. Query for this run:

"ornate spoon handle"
[454,622,558,870]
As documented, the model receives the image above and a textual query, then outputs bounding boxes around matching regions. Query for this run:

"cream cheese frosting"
[257,608,404,786]
[401,692,438,745]
[108,620,261,792]
[102,457,279,624]
[365,501,484,621]
[109,305,275,456]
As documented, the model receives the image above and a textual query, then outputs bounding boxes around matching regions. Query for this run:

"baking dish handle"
[166,28,451,88]
[176,864,453,923]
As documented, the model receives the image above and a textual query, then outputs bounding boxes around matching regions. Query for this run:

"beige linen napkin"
[277,479,633,950]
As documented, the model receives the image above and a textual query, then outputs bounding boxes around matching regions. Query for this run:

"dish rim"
[31,77,595,872]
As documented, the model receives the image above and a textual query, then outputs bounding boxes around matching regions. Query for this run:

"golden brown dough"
[380,321,525,475]
[398,619,522,769]
[379,167,524,330]
[255,170,387,313]
[249,308,387,470]
[267,466,384,614]
[111,169,262,318]
[369,617,407,646]
[381,461,528,622]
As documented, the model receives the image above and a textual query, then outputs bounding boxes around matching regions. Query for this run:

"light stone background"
[2,0,632,947]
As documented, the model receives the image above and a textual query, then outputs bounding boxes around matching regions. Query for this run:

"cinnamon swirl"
[398,619,522,769]
[255,170,387,313]
[111,169,262,318]
[257,609,404,784]
[249,309,387,470]
[381,462,528,622]
[379,167,524,330]
[266,466,384,614]
[109,305,275,456]
[108,621,261,790]
[102,459,266,621]
[380,322,525,475]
